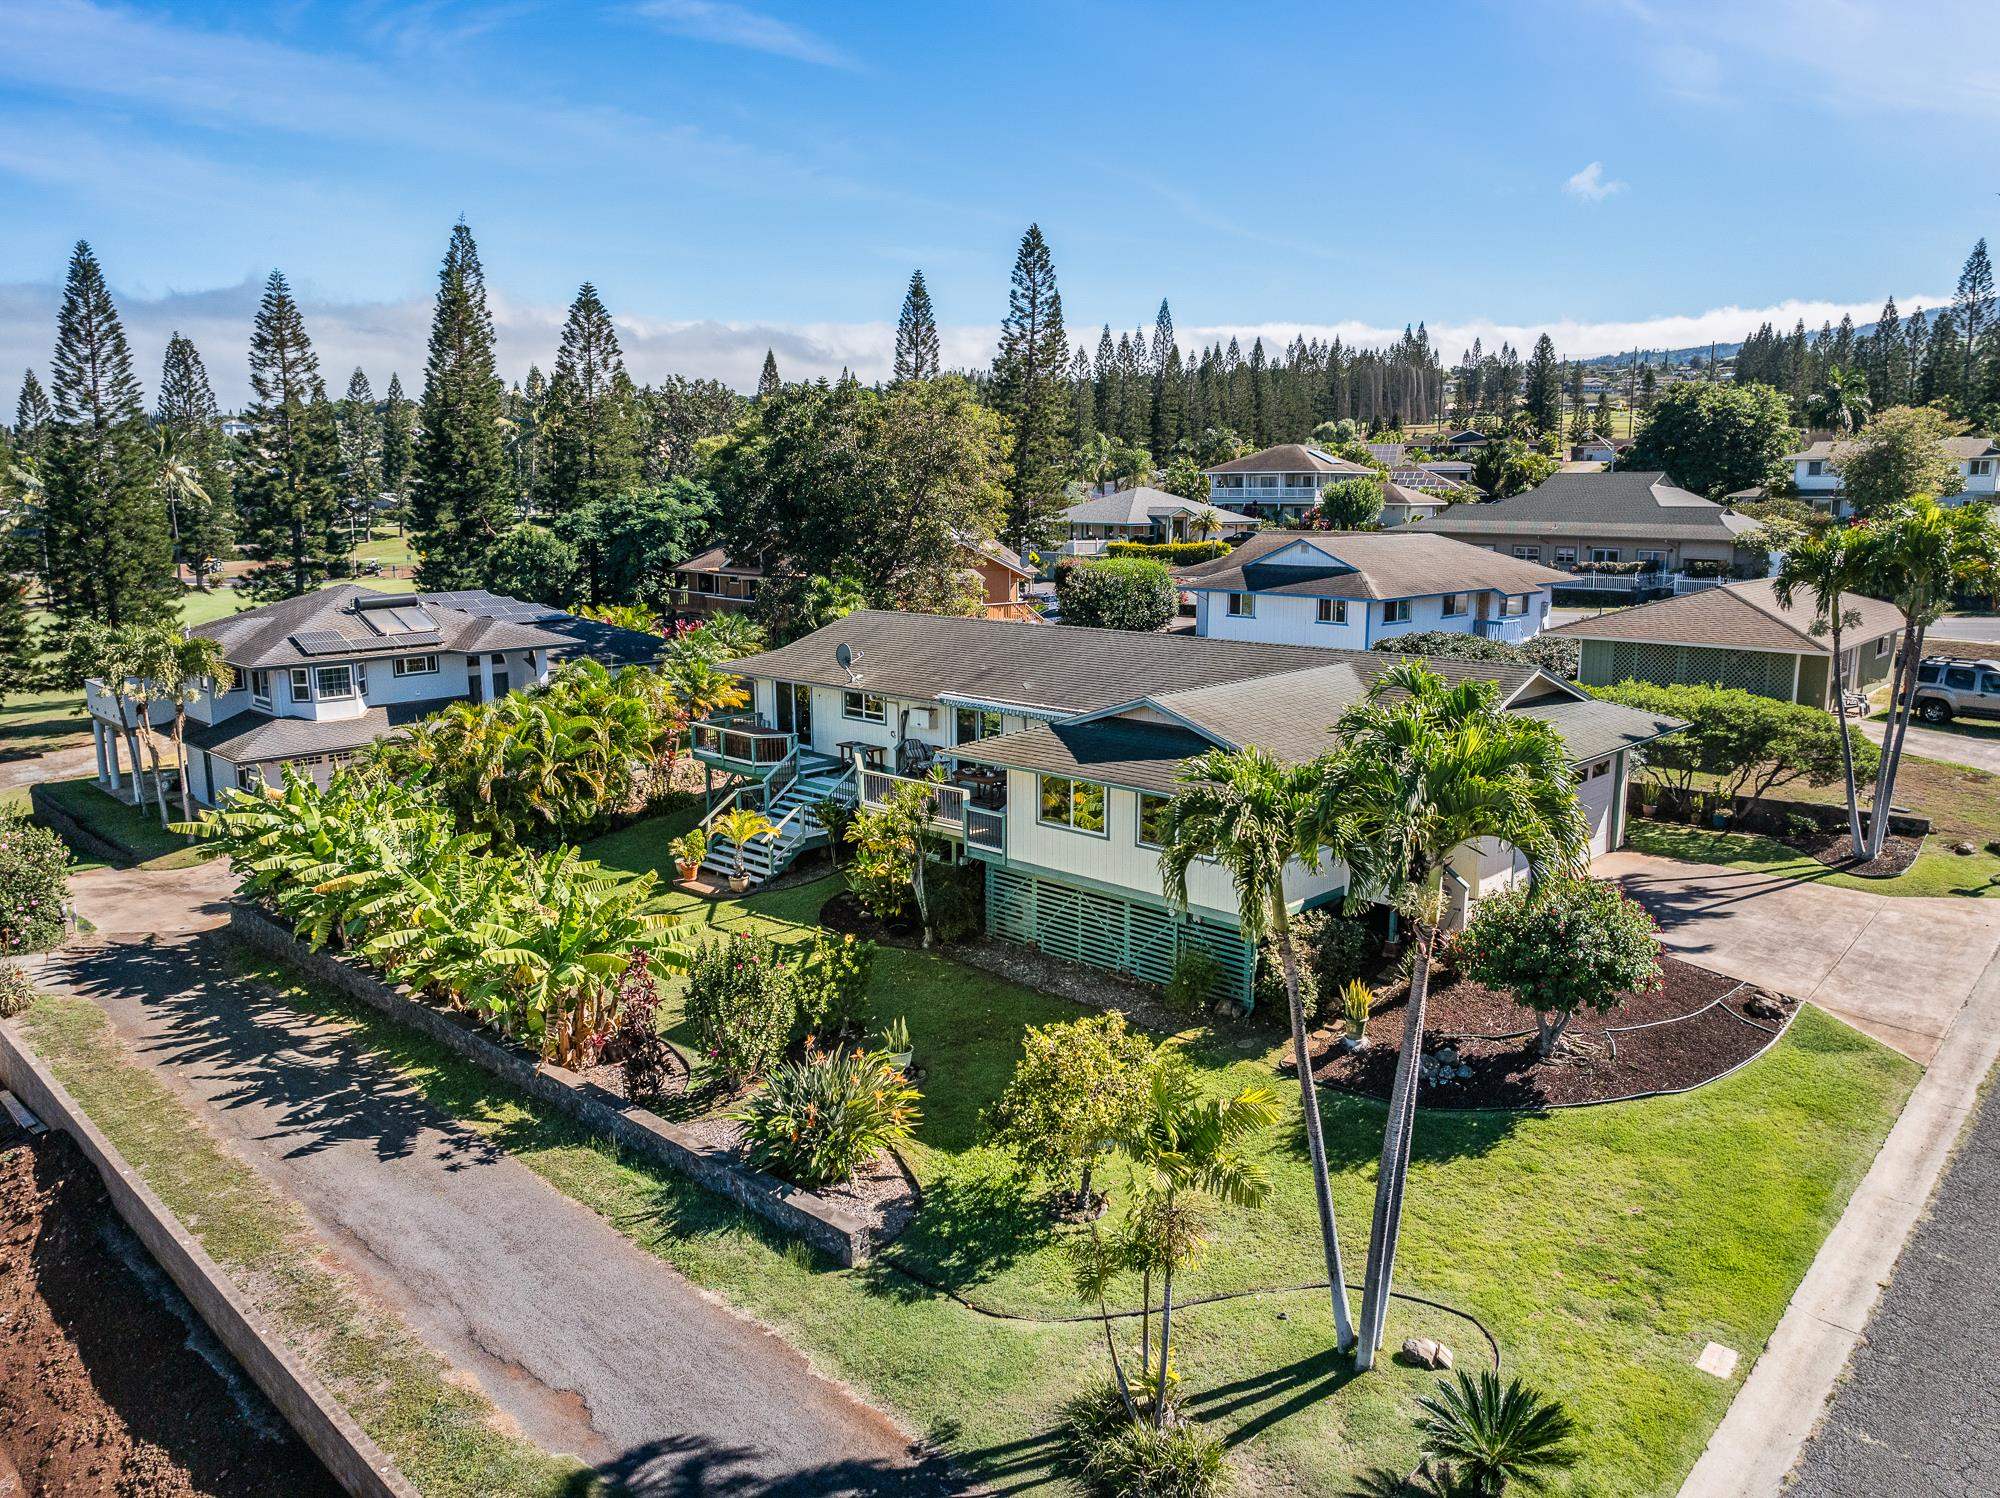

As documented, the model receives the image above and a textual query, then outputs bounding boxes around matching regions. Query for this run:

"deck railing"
[690,719,796,766]
[858,767,1009,852]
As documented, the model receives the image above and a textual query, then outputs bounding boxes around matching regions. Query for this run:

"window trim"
[1316,597,1348,625]
[841,689,887,724]
[1381,599,1412,625]
[249,669,272,708]
[1225,591,1256,618]
[288,666,311,702]
[954,706,1003,744]
[1513,545,1542,563]
[1136,790,1169,850]
[1036,773,1108,838]
[392,654,439,677]
[313,664,356,701]
[1589,546,1621,565]
[1874,636,1891,659]
[1503,594,1529,617]
[1441,593,1467,618]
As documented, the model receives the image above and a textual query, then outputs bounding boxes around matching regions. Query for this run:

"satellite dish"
[835,642,862,679]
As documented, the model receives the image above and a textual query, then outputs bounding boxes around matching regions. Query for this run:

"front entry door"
[774,681,812,741]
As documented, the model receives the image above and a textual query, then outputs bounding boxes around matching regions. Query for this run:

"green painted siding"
[985,865,1254,1007]
[1796,655,1830,708]
[1579,639,1801,700]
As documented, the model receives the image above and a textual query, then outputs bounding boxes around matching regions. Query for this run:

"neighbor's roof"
[1411,471,1762,542]
[1205,443,1376,476]
[678,545,766,576]
[1377,481,1450,512]
[1169,530,1568,600]
[1545,576,1906,654]
[194,584,567,671]
[1388,468,1473,495]
[1061,488,1257,527]
[184,699,443,762]
[1789,435,2000,462]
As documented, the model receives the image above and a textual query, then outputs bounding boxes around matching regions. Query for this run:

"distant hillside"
[1582,318,1890,370]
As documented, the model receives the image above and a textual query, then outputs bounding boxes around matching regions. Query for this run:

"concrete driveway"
[1599,851,2000,1063]
[1857,715,2000,775]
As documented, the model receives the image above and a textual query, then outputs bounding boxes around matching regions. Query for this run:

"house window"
[288,666,311,702]
[1806,460,1826,476]
[1382,600,1412,625]
[954,706,1003,743]
[1513,546,1541,562]
[1136,791,1170,849]
[842,690,887,724]
[1874,635,1891,659]
[1226,592,1255,618]
[1554,546,1577,567]
[1636,549,1669,567]
[1589,547,1620,565]
[314,665,355,700]
[1972,459,1994,477]
[1316,598,1347,625]
[1503,594,1529,617]
[249,669,272,708]
[1037,774,1106,835]
[392,654,438,677]
[1441,593,1467,618]
[1584,758,1611,781]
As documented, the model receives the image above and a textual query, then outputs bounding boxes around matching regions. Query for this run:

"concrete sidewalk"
[1678,940,2000,1496]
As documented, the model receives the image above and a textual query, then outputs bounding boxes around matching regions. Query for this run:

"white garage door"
[1577,756,1618,859]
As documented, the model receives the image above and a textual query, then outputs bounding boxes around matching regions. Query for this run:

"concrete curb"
[0,1019,418,1498]
[226,903,878,1267]
[1678,970,2000,1497]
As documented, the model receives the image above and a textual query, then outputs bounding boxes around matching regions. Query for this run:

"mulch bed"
[1787,827,1923,877]
[1295,954,1793,1110]
[0,1124,341,1497]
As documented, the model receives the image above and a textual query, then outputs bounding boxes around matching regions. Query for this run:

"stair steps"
[697,760,856,889]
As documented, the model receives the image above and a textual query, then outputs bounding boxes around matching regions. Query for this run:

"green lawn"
[15,995,588,1498]
[1626,817,2000,898]
[0,686,92,756]
[25,773,210,869]
[195,813,1915,1496]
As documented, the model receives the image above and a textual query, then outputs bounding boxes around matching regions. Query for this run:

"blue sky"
[0,0,1989,403]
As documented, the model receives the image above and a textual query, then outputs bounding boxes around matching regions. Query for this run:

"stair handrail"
[761,744,800,809]
[696,784,750,837]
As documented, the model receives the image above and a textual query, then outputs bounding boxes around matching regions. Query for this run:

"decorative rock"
[1400,1336,1454,1370]
[1953,840,1977,856]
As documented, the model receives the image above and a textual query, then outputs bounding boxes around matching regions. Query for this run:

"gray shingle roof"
[1511,698,1686,763]
[1410,471,1760,542]
[1060,488,1257,528]
[1789,435,1999,462]
[196,585,568,670]
[957,718,1209,795]
[1170,530,1568,600]
[184,698,446,762]
[1205,443,1375,476]
[1545,577,1905,653]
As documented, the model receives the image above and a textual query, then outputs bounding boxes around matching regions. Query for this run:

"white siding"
[1194,588,1552,648]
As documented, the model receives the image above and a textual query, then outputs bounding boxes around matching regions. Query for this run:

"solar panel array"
[418,589,565,623]
[291,628,354,656]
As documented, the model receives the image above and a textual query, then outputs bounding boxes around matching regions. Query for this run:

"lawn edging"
[28,779,131,866]
[0,1016,416,1498]
[225,901,875,1267]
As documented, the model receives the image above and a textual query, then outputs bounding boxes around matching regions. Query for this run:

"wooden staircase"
[699,751,853,888]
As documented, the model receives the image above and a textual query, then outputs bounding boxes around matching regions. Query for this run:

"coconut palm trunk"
[1271,885,1355,1349]
[1867,620,1926,860]
[1824,602,1864,857]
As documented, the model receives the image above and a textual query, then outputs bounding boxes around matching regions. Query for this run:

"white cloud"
[1563,161,1627,202]
[633,0,855,68]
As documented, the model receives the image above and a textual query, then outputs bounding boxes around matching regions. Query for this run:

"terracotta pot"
[729,874,751,893]
[676,860,701,881]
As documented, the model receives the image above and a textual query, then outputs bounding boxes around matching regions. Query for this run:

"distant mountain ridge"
[1580,318,1899,369]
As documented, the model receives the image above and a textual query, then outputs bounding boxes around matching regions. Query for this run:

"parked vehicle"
[1912,657,2000,722]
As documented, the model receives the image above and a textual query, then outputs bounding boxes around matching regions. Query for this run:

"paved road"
[1786,1061,2000,1496]
[1916,614,2000,645]
[25,913,954,1495]
[0,743,96,796]
[1599,851,2000,1062]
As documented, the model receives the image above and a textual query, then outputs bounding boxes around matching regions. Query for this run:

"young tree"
[1456,879,1662,1057]
[337,367,381,543]
[537,283,644,524]
[1317,476,1385,530]
[1156,747,1358,1351]
[1319,661,1587,1368]
[378,371,414,530]
[985,1012,1157,1211]
[992,223,1072,546]
[757,349,781,398]
[411,224,510,587]
[1157,456,1208,504]
[1833,404,1963,515]
[478,523,580,607]
[13,368,53,464]
[893,269,941,382]
[156,333,233,587]
[42,242,172,626]
[1623,381,1796,499]
[235,271,345,599]
[1774,526,1872,854]
[1058,556,1177,631]
[1470,439,1558,500]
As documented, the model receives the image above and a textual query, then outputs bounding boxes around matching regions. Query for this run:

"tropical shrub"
[1253,918,1320,1021]
[1414,1370,1578,1495]
[0,811,70,955]
[1103,540,1230,565]
[1165,945,1225,1015]
[737,1042,921,1187]
[1317,475,1385,530]
[792,931,875,1041]
[1076,1417,1227,1498]
[611,950,677,1103]
[1372,629,1579,681]
[844,780,953,931]
[1339,978,1373,1043]
[1060,557,1179,632]
[683,932,797,1086]
[1455,878,1662,1057]
[986,1013,1158,1209]
[922,857,984,942]
[0,965,33,1019]
[1300,909,1377,996]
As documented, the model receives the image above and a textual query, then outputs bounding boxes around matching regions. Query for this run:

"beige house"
[1410,470,1764,574]
[1547,577,1904,707]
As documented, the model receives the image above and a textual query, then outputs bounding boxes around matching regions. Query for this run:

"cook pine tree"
[378,372,414,533]
[155,332,234,587]
[236,270,346,600]
[338,369,382,548]
[411,223,511,588]
[758,349,781,398]
[537,283,643,522]
[992,223,1070,545]
[41,241,172,626]
[893,269,941,382]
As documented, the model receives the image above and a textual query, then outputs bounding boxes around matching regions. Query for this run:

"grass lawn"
[0,686,92,756]
[194,810,1918,1495]
[23,774,211,869]
[1626,816,2000,898]
[15,994,588,1498]
[350,530,416,570]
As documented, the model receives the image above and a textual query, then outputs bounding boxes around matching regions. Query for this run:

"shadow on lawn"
[568,1425,971,1495]
[1306,1092,1524,1171]
[1185,1345,1360,1449]
[864,1169,1061,1300]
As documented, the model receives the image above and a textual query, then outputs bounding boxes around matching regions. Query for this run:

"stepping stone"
[1696,1341,1739,1379]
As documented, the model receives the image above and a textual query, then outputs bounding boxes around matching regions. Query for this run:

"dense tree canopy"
[1622,381,1796,499]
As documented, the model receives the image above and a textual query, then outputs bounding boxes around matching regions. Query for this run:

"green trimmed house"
[691,612,1678,1005]
[1547,577,1904,708]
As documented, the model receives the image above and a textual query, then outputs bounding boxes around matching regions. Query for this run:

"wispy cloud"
[633,0,855,68]
[1563,161,1628,201]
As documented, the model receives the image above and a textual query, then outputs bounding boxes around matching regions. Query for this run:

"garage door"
[1578,756,1617,858]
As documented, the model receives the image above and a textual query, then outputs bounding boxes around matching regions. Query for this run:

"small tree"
[844,776,949,943]
[1832,405,1962,516]
[985,1012,1158,1212]
[1317,476,1384,530]
[1060,556,1178,631]
[1456,880,1662,1058]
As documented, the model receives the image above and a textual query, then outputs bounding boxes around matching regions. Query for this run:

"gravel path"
[1785,1062,2000,1496]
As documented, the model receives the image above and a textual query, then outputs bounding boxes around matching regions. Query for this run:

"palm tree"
[1416,1371,1578,1496]
[165,633,234,827]
[1805,364,1871,437]
[1318,662,1587,1369]
[1155,746,1357,1351]
[1191,506,1223,542]
[713,805,777,885]
[1852,496,2000,859]
[154,426,212,586]
[1773,528,1868,856]
[123,622,182,824]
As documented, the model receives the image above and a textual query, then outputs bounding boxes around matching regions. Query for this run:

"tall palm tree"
[166,633,234,827]
[123,622,183,824]
[1805,364,1871,438]
[1852,496,2000,859]
[1773,528,1868,856]
[1318,662,1587,1369]
[1155,746,1357,1351]
[1416,1371,1578,1496]
[154,426,212,586]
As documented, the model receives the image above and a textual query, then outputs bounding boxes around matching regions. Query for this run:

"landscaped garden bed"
[1300,953,1794,1109]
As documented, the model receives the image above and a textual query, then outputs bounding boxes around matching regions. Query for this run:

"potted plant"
[1340,978,1372,1051]
[714,805,777,893]
[877,1015,914,1072]
[670,828,707,882]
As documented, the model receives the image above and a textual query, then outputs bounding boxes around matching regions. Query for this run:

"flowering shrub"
[611,950,677,1103]
[0,812,70,956]
[683,932,797,1086]
[792,932,875,1041]
[737,1043,920,1187]
[0,965,33,1019]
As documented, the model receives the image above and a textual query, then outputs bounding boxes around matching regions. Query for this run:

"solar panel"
[292,629,353,656]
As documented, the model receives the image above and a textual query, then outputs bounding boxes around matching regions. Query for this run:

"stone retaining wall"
[0,1021,417,1498]
[28,782,132,867]
[226,903,874,1266]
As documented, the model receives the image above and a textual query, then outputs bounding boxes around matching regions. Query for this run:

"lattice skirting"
[985,866,1254,1007]
[1587,640,1798,699]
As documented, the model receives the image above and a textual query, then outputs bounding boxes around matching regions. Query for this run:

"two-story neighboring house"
[665,539,1042,621]
[694,612,1678,1004]
[1204,443,1379,526]
[1171,531,1565,647]
[1789,435,2000,515]
[1410,470,1764,574]
[81,585,652,807]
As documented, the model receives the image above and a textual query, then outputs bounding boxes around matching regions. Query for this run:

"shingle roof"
[1410,471,1761,542]
[195,585,567,671]
[1205,443,1375,476]
[1061,488,1257,527]
[416,591,668,668]
[679,546,766,575]
[1512,699,1687,763]
[1545,577,1905,654]
[1789,435,2000,462]
[957,718,1209,795]
[1378,481,1450,512]
[1169,530,1568,600]
[184,698,444,762]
